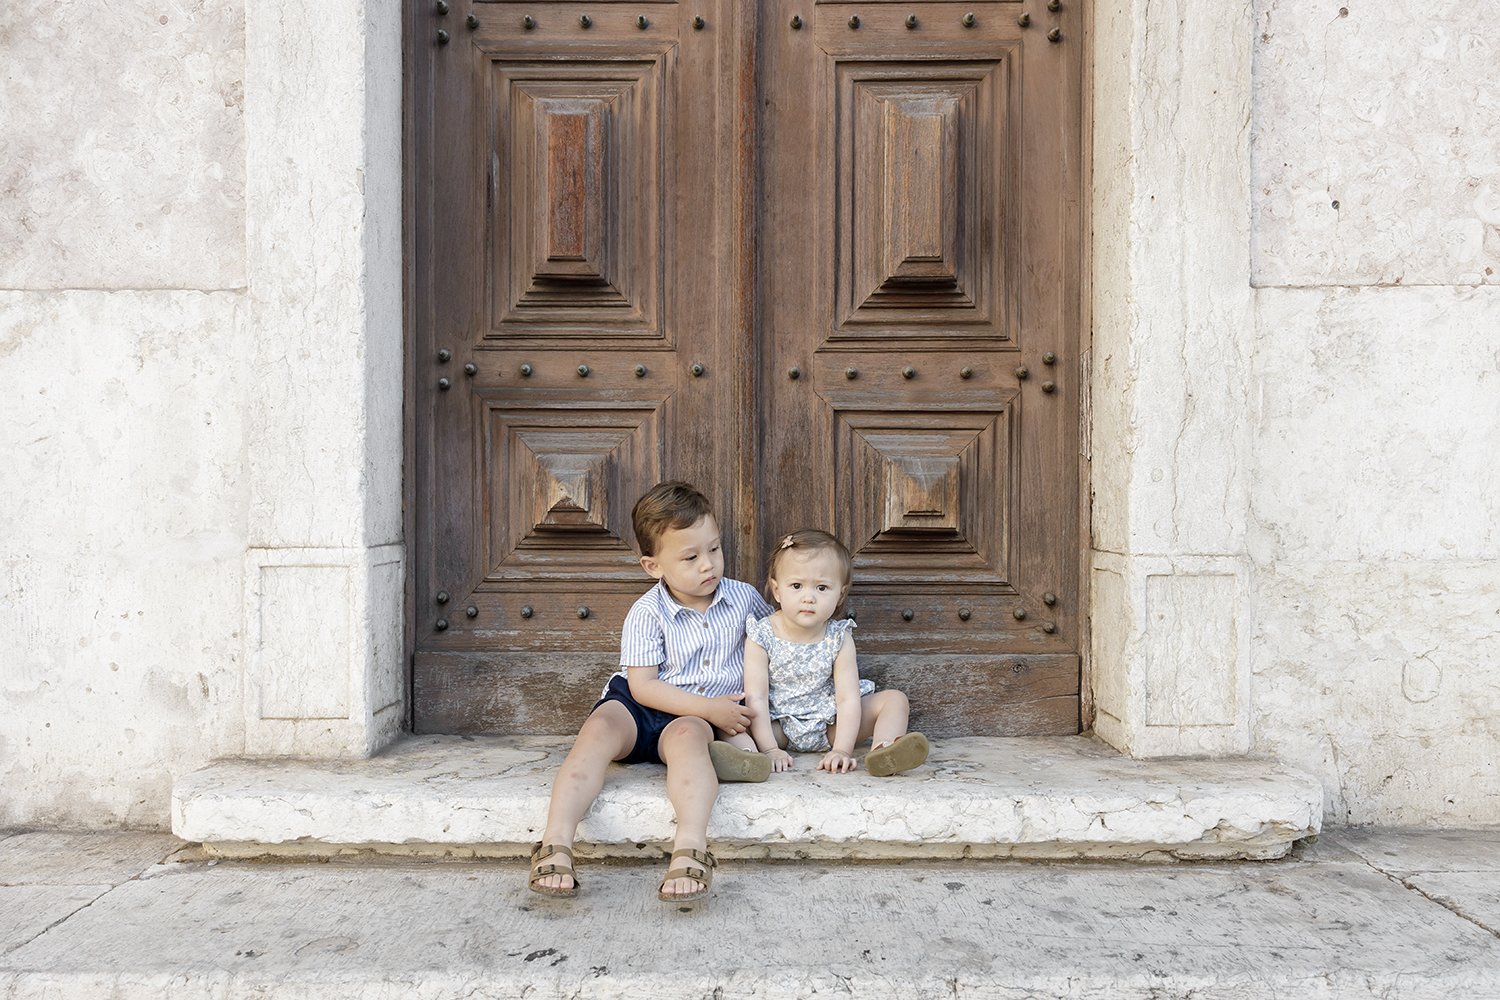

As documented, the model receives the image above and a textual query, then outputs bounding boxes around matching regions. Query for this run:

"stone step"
[172,735,1323,861]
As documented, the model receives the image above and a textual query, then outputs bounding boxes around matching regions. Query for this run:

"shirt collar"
[656,579,725,617]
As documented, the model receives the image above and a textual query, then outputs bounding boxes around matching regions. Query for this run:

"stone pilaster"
[241,0,405,756]
[1089,0,1256,755]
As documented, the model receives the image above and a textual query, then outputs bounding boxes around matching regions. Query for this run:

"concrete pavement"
[3,828,1500,998]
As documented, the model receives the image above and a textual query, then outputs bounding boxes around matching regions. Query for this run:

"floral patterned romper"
[745,615,876,752]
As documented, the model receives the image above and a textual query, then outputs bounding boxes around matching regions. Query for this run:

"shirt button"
[703,659,710,666]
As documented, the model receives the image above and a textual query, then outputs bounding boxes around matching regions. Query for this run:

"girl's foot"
[865,732,929,776]
[657,845,717,901]
[528,843,579,896]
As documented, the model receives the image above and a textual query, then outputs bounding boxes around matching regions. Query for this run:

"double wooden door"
[410,0,1083,736]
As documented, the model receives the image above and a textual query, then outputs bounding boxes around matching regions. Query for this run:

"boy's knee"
[660,716,711,749]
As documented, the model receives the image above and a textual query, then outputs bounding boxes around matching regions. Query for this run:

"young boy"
[528,481,773,901]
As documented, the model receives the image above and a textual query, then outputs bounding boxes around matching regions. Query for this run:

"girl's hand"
[765,748,794,773]
[817,749,857,773]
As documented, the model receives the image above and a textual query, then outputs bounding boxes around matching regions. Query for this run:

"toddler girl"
[743,529,929,775]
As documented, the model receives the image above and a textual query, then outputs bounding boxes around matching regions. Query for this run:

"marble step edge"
[172,735,1324,862]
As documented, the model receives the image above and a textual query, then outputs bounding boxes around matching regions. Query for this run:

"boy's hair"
[766,529,853,616]
[631,481,715,557]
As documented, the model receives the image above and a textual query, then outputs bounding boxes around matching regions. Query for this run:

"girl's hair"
[765,529,853,616]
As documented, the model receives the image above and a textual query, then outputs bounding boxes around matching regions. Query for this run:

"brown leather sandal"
[656,847,717,902]
[865,732,930,776]
[528,842,580,897]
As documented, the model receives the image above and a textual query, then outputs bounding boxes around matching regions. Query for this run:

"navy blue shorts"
[592,674,678,765]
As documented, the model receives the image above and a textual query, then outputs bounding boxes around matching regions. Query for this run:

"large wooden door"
[411,2,754,731]
[410,2,1081,735]
[755,2,1082,734]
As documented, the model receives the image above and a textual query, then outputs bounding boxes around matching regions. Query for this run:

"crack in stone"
[1392,875,1500,941]
[1,837,182,956]
[2,885,115,958]
[1355,855,1500,943]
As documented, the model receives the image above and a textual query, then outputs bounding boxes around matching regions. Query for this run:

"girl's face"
[768,548,848,628]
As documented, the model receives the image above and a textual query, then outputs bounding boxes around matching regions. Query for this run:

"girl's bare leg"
[533,701,638,892]
[827,689,910,753]
[657,716,719,898]
[866,689,911,749]
[715,729,759,751]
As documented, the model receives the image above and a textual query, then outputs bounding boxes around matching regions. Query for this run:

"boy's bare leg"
[533,701,638,892]
[657,716,719,898]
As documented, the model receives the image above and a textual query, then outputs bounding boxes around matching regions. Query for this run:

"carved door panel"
[411,3,753,731]
[755,1,1082,734]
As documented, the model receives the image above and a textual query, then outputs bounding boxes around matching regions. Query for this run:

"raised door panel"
[413,4,749,732]
[757,1,1082,735]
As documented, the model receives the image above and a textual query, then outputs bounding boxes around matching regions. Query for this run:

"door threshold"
[173,735,1322,862]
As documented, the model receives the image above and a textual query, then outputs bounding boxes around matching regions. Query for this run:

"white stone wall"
[1,0,405,828]
[1,1,249,827]
[1248,1,1500,823]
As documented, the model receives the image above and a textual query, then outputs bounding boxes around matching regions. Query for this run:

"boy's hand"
[765,748,794,773]
[706,693,753,736]
[817,749,857,773]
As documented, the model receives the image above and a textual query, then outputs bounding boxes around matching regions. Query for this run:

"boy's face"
[640,514,725,611]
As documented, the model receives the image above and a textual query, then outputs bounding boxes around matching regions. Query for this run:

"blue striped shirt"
[609,578,774,699]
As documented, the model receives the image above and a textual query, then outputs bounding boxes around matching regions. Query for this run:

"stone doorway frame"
[238,0,1254,762]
